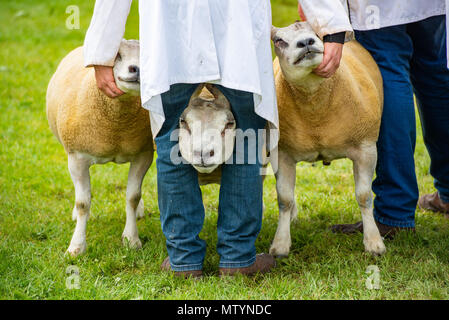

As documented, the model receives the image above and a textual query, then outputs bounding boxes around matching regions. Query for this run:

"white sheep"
[270,22,385,257]
[46,40,153,257]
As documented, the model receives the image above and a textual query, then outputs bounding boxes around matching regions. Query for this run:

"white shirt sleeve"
[298,0,353,40]
[84,0,133,67]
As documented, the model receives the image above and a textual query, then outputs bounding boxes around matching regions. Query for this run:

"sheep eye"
[225,121,235,129]
[180,119,191,133]
[274,38,288,48]
[222,121,235,136]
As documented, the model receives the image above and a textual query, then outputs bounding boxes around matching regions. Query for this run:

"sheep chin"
[193,165,219,174]
[116,82,140,97]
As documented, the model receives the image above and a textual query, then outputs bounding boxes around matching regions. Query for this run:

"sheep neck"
[97,93,142,122]
[287,72,338,116]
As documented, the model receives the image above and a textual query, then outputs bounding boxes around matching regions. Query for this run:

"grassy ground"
[1,0,448,300]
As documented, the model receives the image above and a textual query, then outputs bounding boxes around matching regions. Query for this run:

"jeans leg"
[214,85,267,268]
[355,27,417,228]
[408,15,449,203]
[156,83,206,272]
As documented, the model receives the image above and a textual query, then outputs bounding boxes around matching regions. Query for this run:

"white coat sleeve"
[84,0,133,67]
[298,0,353,40]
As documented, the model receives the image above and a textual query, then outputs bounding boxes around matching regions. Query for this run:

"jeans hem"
[170,262,203,272]
[374,211,415,228]
[219,256,256,269]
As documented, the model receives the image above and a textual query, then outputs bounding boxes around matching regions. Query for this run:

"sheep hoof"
[273,253,289,259]
[364,238,386,256]
[122,234,142,250]
[136,199,146,220]
[66,241,87,257]
[269,242,290,258]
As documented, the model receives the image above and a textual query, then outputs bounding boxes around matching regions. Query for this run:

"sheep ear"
[189,84,206,105]
[205,84,230,110]
[271,26,279,41]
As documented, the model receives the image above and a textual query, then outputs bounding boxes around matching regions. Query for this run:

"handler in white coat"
[300,0,449,236]
[84,0,352,277]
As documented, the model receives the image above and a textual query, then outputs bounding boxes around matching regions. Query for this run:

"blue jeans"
[155,84,266,271]
[355,15,449,228]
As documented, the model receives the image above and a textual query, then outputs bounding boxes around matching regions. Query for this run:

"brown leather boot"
[219,253,276,277]
[418,192,449,214]
[161,257,203,279]
[330,220,415,239]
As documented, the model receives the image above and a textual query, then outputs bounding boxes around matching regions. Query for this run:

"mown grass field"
[1,0,449,300]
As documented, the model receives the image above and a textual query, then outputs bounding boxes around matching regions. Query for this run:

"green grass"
[1,0,448,300]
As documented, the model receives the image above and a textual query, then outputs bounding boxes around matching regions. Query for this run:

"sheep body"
[270,22,385,257]
[47,47,152,160]
[47,41,153,256]
[273,40,383,157]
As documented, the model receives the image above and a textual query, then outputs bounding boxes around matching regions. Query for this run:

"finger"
[104,87,119,98]
[100,84,120,98]
[314,53,332,73]
[314,62,336,78]
[314,60,330,74]
[110,81,125,95]
[318,64,335,77]
[319,63,338,78]
[314,69,330,78]
[107,82,125,96]
[314,63,327,73]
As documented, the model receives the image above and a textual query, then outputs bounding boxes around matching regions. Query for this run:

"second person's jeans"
[355,15,449,227]
[155,84,267,272]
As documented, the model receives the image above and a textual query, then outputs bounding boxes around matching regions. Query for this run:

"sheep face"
[113,40,140,96]
[272,22,324,83]
[179,85,236,174]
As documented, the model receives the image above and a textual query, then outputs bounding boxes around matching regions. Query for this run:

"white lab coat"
[300,0,449,68]
[84,0,280,145]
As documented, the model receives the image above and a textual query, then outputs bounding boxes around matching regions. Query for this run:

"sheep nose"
[297,38,315,48]
[128,65,139,75]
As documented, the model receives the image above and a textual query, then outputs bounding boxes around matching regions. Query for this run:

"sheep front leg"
[67,153,91,257]
[122,151,153,249]
[350,144,386,255]
[270,151,297,258]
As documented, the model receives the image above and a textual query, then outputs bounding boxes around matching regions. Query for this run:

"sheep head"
[272,22,324,85]
[113,39,140,96]
[179,84,236,174]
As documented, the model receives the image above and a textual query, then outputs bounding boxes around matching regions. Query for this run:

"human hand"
[94,65,125,98]
[313,42,343,78]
